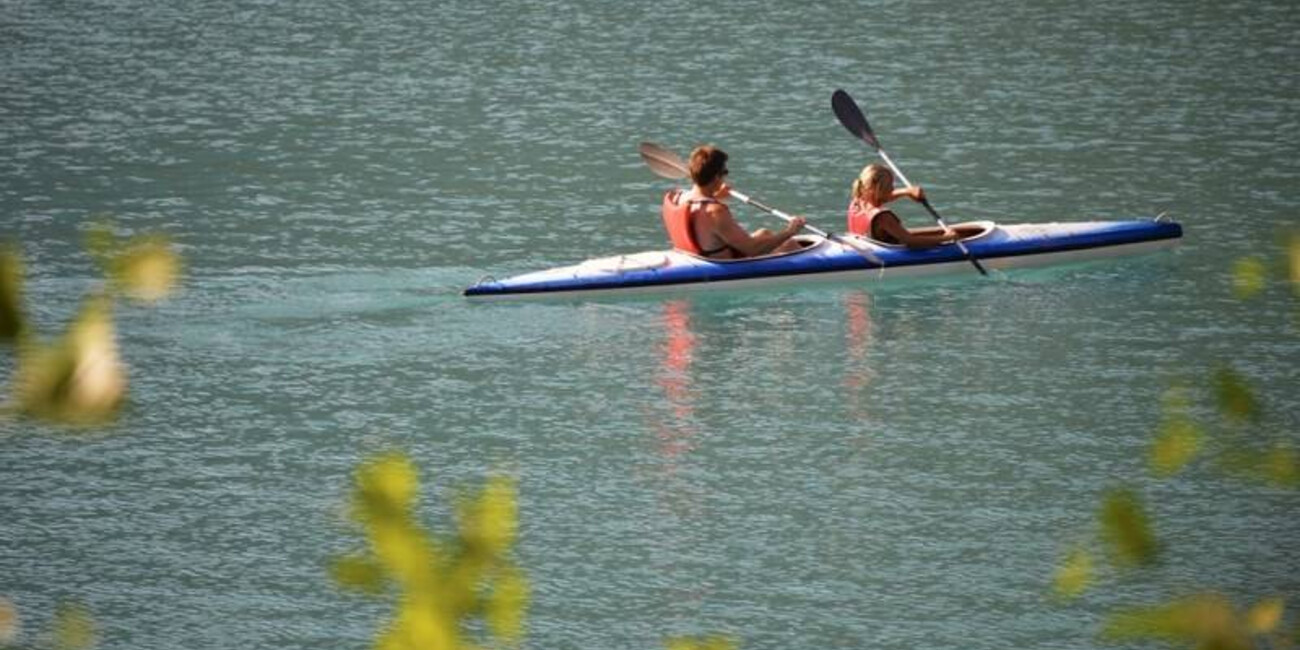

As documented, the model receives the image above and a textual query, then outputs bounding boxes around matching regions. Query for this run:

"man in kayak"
[847,163,962,248]
[661,145,806,259]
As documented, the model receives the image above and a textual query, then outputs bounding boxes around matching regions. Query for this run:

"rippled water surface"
[3,0,1298,648]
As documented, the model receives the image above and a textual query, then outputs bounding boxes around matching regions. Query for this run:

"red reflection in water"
[842,290,876,422]
[652,299,698,460]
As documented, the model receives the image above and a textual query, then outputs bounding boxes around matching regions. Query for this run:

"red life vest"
[847,201,897,242]
[662,189,718,254]
[662,190,743,257]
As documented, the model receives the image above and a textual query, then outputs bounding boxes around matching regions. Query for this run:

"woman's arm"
[888,186,925,204]
[873,211,958,249]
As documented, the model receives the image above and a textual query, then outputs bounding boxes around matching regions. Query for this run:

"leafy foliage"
[1102,593,1288,650]
[1052,546,1094,600]
[1,227,179,426]
[1054,236,1299,647]
[1098,488,1158,568]
[1149,386,1202,477]
[0,245,24,343]
[332,452,529,650]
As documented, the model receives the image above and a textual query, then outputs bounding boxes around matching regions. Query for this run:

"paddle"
[831,89,989,276]
[638,141,881,263]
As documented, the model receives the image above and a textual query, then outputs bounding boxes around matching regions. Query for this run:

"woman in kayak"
[661,145,806,259]
[848,163,962,248]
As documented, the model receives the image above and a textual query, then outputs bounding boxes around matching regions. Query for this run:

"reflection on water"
[650,299,698,462]
[841,290,876,424]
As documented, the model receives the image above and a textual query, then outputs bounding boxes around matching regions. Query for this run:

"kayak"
[462,218,1182,300]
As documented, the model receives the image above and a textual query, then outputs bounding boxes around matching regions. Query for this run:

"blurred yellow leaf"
[339,452,528,650]
[395,594,457,650]
[331,554,389,595]
[369,522,435,587]
[1288,232,1299,295]
[1053,547,1094,599]
[1214,366,1260,423]
[1103,593,1249,649]
[666,636,737,650]
[1246,597,1285,634]
[113,236,180,303]
[84,222,116,269]
[354,453,419,522]
[1262,445,1299,487]
[0,596,18,645]
[1232,256,1267,299]
[487,566,530,645]
[14,297,126,425]
[459,477,519,556]
[1,244,25,342]
[1151,409,1202,477]
[1098,488,1158,567]
[53,601,96,650]
[1226,445,1300,488]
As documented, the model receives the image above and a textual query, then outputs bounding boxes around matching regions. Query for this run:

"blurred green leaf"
[1151,387,1202,477]
[353,453,419,524]
[1102,593,1248,650]
[457,476,518,557]
[1288,232,1299,295]
[83,222,116,271]
[14,297,125,425]
[336,452,528,650]
[1245,597,1285,634]
[1213,366,1260,423]
[487,565,529,645]
[1098,488,1158,567]
[330,554,389,596]
[1261,445,1299,488]
[52,601,95,650]
[0,596,17,646]
[666,636,737,650]
[111,236,180,303]
[1222,444,1299,489]
[1150,418,1201,477]
[1232,256,1267,299]
[1053,546,1094,600]
[83,225,182,303]
[0,244,25,342]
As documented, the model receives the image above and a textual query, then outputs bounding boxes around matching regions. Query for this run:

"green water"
[2,0,1298,648]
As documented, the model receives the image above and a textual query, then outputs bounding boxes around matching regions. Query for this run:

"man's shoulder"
[699,200,731,219]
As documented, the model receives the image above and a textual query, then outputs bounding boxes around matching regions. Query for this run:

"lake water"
[2,0,1298,648]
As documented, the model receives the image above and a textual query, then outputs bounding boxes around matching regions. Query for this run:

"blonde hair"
[850,163,893,206]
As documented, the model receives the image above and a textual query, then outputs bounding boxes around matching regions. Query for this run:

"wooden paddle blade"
[831,89,882,150]
[639,141,689,180]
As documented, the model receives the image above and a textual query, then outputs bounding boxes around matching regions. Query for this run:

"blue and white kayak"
[463,218,1182,300]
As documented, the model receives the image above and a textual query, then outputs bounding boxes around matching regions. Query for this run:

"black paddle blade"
[639,141,690,180]
[831,89,881,150]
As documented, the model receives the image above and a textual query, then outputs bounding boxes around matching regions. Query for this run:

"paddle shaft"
[875,150,988,275]
[638,141,882,264]
[639,142,830,239]
[877,150,957,232]
[728,189,829,238]
[832,91,989,276]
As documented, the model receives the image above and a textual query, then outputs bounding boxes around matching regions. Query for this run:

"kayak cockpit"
[669,234,830,263]
[846,220,996,248]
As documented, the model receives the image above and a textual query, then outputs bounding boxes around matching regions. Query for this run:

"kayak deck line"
[463,218,1183,300]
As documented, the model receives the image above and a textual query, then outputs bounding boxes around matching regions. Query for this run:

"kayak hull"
[463,219,1182,300]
